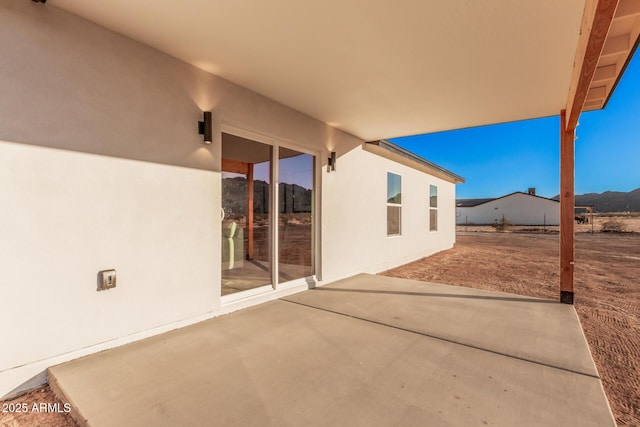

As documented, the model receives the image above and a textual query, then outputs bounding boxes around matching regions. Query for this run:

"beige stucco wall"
[323,148,456,280]
[0,140,220,395]
[0,0,363,170]
[0,0,458,398]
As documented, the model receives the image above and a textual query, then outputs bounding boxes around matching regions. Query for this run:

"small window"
[429,185,438,231]
[387,173,402,235]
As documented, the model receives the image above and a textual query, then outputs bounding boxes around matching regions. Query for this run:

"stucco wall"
[0,140,219,394]
[0,1,458,397]
[0,0,364,170]
[323,148,456,280]
[456,193,560,225]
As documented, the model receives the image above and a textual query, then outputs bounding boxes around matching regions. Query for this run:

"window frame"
[387,172,402,236]
[429,184,438,232]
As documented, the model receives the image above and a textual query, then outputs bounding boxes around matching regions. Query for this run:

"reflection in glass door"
[278,148,314,283]
[221,133,271,296]
[221,133,315,296]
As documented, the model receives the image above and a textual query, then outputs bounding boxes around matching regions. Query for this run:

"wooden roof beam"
[565,0,620,131]
[586,85,607,100]
[584,99,604,109]
[602,34,630,56]
[593,64,617,81]
[615,0,640,18]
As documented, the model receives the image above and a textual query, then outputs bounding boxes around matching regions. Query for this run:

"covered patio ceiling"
[46,0,639,141]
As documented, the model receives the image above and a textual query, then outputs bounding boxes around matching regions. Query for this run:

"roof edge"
[365,140,465,184]
[457,191,560,208]
[602,35,640,110]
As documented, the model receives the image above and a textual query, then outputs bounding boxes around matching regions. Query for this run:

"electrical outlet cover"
[98,269,117,291]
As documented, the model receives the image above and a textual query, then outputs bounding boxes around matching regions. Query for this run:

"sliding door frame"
[220,123,320,299]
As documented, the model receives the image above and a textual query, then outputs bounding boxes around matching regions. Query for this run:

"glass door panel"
[221,133,272,296]
[278,148,314,283]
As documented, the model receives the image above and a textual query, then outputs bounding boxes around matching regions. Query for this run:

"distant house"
[456,191,560,226]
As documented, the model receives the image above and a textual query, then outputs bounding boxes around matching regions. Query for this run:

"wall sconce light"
[198,111,212,144]
[327,151,336,172]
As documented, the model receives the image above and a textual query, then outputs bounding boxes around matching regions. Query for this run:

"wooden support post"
[247,163,254,260]
[560,110,575,304]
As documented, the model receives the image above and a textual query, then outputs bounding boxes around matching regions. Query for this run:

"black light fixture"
[32,0,47,3]
[327,151,336,172]
[198,111,212,144]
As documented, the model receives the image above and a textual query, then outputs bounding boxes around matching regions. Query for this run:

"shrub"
[601,219,627,233]
[492,216,512,232]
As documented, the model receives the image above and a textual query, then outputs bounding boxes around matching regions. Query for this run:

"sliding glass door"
[221,132,314,296]
[221,134,272,296]
[278,148,314,283]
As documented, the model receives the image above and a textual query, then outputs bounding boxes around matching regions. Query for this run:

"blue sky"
[391,51,640,200]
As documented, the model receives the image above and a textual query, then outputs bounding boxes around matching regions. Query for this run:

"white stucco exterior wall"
[0,140,219,393]
[323,147,456,280]
[456,193,560,226]
[0,1,460,398]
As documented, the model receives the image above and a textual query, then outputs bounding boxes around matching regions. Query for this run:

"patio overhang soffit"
[49,0,640,140]
[565,0,640,130]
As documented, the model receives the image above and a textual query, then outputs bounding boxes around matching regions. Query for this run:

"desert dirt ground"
[0,386,74,427]
[2,226,639,427]
[383,231,640,426]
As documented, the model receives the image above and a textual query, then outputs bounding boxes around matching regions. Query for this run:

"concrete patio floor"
[49,274,615,426]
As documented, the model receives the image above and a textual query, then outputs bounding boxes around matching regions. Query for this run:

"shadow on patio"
[49,274,614,427]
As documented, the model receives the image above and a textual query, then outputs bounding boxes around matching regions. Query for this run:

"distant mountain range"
[551,188,640,212]
[222,177,312,217]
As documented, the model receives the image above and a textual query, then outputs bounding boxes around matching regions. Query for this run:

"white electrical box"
[98,269,117,291]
